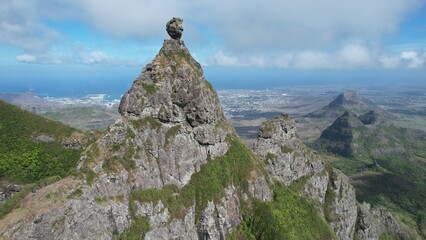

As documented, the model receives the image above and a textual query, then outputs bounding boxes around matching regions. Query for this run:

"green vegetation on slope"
[113,216,150,240]
[122,135,335,239]
[0,100,83,183]
[129,135,260,220]
[231,183,336,240]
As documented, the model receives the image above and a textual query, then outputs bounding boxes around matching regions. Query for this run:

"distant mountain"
[313,110,426,238]
[307,90,387,119]
[296,90,391,142]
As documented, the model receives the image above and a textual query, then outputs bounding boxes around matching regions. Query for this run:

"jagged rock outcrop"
[355,203,415,239]
[254,114,357,239]
[254,113,415,240]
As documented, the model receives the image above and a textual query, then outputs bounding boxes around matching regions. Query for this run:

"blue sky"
[0,0,425,95]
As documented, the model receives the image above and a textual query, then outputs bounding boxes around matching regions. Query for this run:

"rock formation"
[355,203,414,239]
[254,114,357,240]
[166,17,183,40]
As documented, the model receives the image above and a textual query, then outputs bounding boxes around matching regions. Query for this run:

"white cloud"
[338,45,372,66]
[0,0,64,52]
[15,54,36,63]
[380,50,425,69]
[15,53,72,64]
[208,44,376,69]
[70,0,183,38]
[194,0,420,52]
[208,51,241,67]
[401,51,425,68]
[380,55,401,69]
[80,50,110,64]
[1,0,424,69]
[294,51,332,68]
[68,0,420,51]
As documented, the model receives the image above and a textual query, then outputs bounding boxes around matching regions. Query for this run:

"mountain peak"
[307,90,388,121]
[118,20,224,130]
[328,90,362,108]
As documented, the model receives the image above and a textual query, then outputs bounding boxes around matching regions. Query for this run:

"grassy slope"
[0,100,83,183]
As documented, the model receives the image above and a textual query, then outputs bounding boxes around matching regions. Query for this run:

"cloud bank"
[1,0,424,69]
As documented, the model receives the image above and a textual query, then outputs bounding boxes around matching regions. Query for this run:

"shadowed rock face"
[316,111,359,157]
[358,110,378,125]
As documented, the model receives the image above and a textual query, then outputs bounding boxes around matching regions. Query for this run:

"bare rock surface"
[355,203,417,240]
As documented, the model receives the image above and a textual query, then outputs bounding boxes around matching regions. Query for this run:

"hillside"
[0,18,416,240]
[313,110,426,237]
[0,100,88,183]
[0,99,92,221]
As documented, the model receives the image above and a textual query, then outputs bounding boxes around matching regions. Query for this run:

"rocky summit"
[0,19,416,240]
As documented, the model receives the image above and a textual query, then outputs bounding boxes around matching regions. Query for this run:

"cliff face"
[254,114,357,240]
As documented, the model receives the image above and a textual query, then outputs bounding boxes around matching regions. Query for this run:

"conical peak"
[329,90,361,108]
[119,25,226,129]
